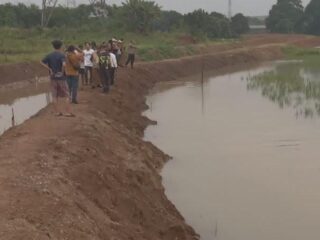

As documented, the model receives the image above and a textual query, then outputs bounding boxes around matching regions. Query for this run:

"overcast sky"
[0,0,312,16]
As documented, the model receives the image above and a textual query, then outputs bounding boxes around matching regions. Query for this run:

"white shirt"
[83,49,94,67]
[110,53,118,68]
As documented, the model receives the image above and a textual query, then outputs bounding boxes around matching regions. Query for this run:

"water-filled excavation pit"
[144,61,320,240]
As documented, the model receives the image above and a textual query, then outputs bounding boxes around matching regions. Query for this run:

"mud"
[0,35,320,240]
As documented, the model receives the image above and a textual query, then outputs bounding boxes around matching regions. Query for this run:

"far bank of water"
[144,60,320,240]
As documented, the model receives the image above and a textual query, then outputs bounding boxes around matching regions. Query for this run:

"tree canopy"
[0,1,249,39]
[303,0,320,35]
[231,13,250,35]
[184,9,233,39]
[121,0,161,33]
[266,0,304,33]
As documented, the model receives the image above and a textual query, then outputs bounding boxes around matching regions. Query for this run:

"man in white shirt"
[83,42,94,85]
[109,50,118,86]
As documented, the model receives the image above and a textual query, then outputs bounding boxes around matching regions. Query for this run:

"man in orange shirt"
[65,45,83,104]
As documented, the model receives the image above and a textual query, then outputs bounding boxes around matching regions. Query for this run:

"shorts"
[51,80,69,98]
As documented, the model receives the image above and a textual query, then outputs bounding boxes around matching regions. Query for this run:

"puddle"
[0,83,51,136]
[144,61,320,240]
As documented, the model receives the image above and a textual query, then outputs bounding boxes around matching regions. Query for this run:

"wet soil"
[0,35,320,240]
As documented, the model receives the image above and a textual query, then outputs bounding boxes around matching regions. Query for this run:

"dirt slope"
[0,35,320,240]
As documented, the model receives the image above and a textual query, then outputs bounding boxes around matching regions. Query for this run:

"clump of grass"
[247,59,320,118]
[283,46,320,59]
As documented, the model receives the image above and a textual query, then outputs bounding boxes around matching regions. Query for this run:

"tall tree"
[121,0,161,33]
[153,10,183,32]
[184,10,232,39]
[231,13,249,35]
[41,0,58,27]
[266,0,304,33]
[303,0,320,35]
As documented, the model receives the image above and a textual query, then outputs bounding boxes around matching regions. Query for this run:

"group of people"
[40,38,137,116]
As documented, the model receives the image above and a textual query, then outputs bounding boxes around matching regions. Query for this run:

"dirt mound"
[0,62,47,85]
[178,35,197,45]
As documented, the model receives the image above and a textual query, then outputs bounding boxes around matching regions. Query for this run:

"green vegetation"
[247,16,266,26]
[0,1,249,38]
[266,0,304,33]
[231,13,250,35]
[0,0,251,64]
[283,46,320,63]
[247,47,320,118]
[266,0,320,35]
[0,27,236,64]
[303,0,320,35]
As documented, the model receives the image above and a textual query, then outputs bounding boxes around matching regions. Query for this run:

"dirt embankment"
[0,35,320,240]
[1,34,320,86]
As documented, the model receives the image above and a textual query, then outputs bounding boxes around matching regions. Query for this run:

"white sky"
[0,0,312,16]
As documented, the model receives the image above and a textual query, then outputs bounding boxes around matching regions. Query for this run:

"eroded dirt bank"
[0,36,319,240]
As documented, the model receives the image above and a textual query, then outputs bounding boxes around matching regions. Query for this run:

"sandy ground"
[0,34,320,240]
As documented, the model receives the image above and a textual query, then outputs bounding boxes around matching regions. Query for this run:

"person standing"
[98,44,111,93]
[125,41,137,69]
[118,39,125,67]
[40,40,74,117]
[91,49,101,89]
[109,48,118,86]
[77,45,86,87]
[83,42,94,85]
[65,45,82,104]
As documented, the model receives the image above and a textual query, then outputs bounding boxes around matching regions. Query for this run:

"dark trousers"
[84,66,93,85]
[66,75,79,103]
[109,68,116,85]
[99,67,110,93]
[126,54,135,68]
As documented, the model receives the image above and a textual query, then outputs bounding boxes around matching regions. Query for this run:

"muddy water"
[0,83,51,136]
[144,61,320,240]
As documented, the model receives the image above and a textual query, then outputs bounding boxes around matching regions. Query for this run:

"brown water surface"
[0,83,50,136]
[144,61,320,240]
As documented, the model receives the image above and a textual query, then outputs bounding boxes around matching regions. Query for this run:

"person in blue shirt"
[40,40,74,117]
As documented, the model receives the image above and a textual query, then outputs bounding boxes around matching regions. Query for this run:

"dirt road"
[0,35,320,240]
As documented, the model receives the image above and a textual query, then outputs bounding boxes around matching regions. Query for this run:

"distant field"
[0,27,236,64]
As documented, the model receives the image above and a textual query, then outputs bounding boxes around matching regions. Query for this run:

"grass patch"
[283,46,320,58]
[0,27,235,64]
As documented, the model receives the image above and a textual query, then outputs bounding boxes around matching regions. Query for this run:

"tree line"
[266,0,320,35]
[0,0,250,38]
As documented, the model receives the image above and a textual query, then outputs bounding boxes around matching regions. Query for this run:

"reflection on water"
[247,60,320,118]
[0,84,51,136]
[144,61,320,240]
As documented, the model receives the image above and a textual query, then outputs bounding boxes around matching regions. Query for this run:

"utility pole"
[228,0,232,19]
[41,0,58,27]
